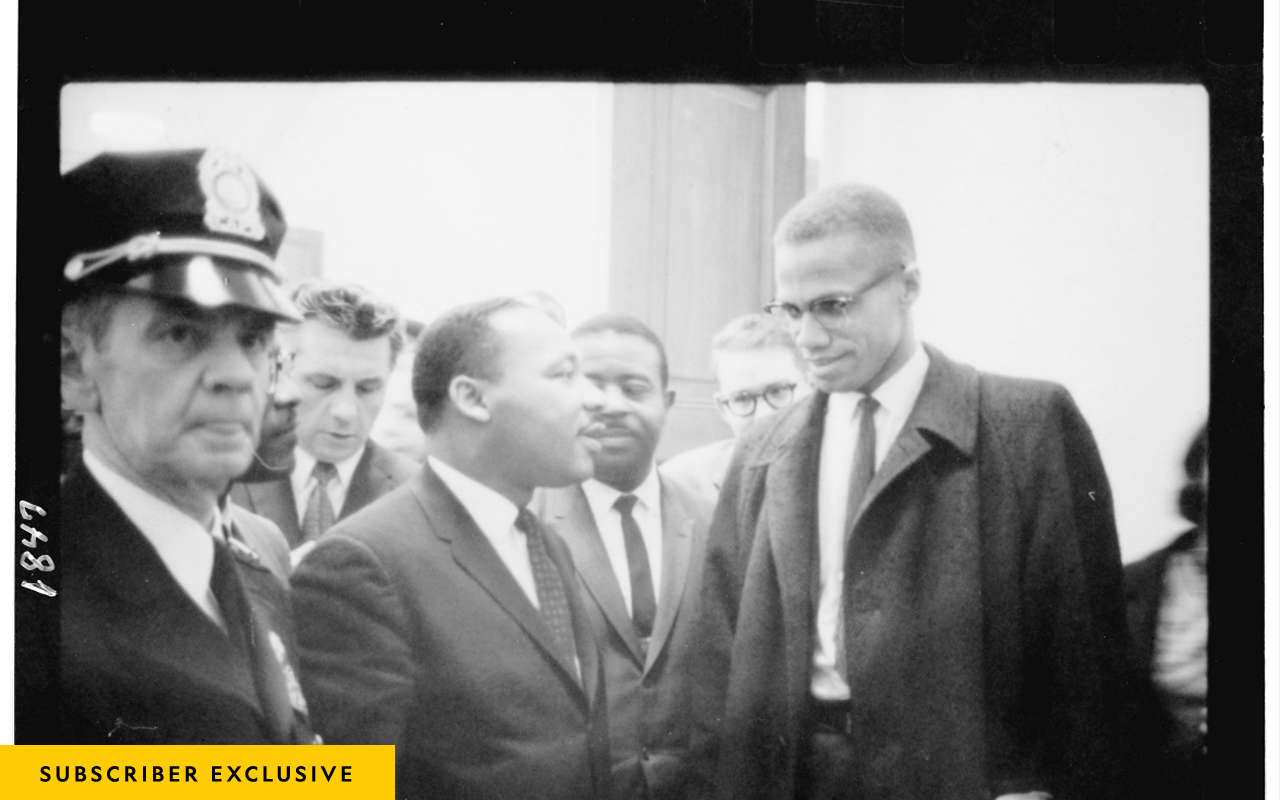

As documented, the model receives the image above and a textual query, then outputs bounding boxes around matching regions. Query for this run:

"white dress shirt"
[811,343,930,700]
[82,448,227,628]
[580,467,664,616]
[427,456,540,609]
[290,444,367,525]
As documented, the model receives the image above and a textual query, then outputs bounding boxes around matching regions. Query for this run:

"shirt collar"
[827,342,930,421]
[293,442,367,490]
[427,455,520,541]
[581,464,661,520]
[82,448,218,599]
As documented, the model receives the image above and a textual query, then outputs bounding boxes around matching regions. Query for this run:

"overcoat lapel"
[546,487,645,665]
[644,478,695,673]
[761,394,827,689]
[851,346,979,534]
[408,466,588,697]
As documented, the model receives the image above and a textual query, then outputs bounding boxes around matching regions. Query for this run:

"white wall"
[810,83,1209,561]
[61,83,613,327]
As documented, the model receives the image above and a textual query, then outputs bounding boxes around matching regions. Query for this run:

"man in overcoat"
[688,183,1133,800]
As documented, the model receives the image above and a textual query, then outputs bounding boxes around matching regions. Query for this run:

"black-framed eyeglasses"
[763,265,904,330]
[266,347,295,396]
[716,382,797,417]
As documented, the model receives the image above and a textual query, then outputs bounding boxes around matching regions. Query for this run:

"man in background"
[55,148,317,744]
[662,312,808,509]
[231,281,416,552]
[291,298,613,799]
[536,313,712,800]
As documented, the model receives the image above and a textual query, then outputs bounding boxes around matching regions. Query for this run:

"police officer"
[58,148,318,744]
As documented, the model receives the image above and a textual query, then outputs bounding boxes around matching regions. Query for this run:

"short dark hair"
[412,297,526,431]
[292,281,404,365]
[774,183,917,265]
[1178,422,1208,524]
[571,312,669,388]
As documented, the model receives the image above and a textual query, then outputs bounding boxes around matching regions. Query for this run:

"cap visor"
[120,256,302,322]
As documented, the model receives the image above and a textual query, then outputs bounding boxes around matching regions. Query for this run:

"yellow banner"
[0,746,394,798]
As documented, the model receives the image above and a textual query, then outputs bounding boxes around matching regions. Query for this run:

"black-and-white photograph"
[9,5,1269,795]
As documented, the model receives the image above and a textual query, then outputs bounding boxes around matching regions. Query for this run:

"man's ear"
[448,375,491,424]
[900,263,921,307]
[61,328,100,414]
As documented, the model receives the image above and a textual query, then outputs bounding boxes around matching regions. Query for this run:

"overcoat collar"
[749,345,980,695]
[407,464,595,706]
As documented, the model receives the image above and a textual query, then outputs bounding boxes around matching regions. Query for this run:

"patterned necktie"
[301,461,337,543]
[615,494,657,640]
[516,508,579,672]
[837,394,880,683]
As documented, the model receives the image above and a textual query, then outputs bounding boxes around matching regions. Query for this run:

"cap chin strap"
[65,232,278,282]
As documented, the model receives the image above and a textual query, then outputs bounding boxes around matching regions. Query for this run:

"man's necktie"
[837,395,879,683]
[210,533,296,742]
[615,494,657,640]
[516,508,579,672]
[301,461,337,543]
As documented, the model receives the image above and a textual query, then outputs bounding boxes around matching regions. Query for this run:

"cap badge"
[198,149,266,241]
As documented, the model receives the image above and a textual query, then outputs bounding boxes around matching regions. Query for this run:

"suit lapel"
[243,480,301,546]
[644,477,694,673]
[408,465,586,693]
[340,445,377,519]
[545,487,644,665]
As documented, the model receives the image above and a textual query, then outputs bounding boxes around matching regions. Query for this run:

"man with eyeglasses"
[663,313,809,510]
[53,149,319,744]
[688,183,1132,800]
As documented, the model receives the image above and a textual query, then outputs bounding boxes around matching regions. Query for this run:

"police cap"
[62,148,301,321]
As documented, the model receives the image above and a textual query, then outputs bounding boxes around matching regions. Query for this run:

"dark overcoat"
[688,345,1133,800]
[291,463,613,800]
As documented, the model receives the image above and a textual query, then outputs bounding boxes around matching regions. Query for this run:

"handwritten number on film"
[18,501,56,597]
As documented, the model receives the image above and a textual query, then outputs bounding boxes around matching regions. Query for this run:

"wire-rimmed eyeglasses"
[266,347,295,396]
[716,382,797,417]
[762,265,904,330]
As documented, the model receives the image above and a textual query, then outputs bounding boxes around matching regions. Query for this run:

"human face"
[773,234,918,394]
[287,319,393,464]
[482,308,604,498]
[714,346,809,437]
[67,294,273,513]
[576,330,674,492]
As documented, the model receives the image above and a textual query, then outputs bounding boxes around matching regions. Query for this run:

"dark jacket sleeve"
[290,535,418,746]
[999,383,1135,799]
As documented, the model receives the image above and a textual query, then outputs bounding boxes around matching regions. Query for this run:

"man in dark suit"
[231,281,416,553]
[291,297,614,799]
[689,183,1132,800]
[534,313,713,800]
[56,149,318,744]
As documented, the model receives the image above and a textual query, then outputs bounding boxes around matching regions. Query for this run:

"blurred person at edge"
[53,148,319,744]
[686,183,1132,800]
[230,281,417,557]
[1124,422,1208,800]
[661,312,809,509]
